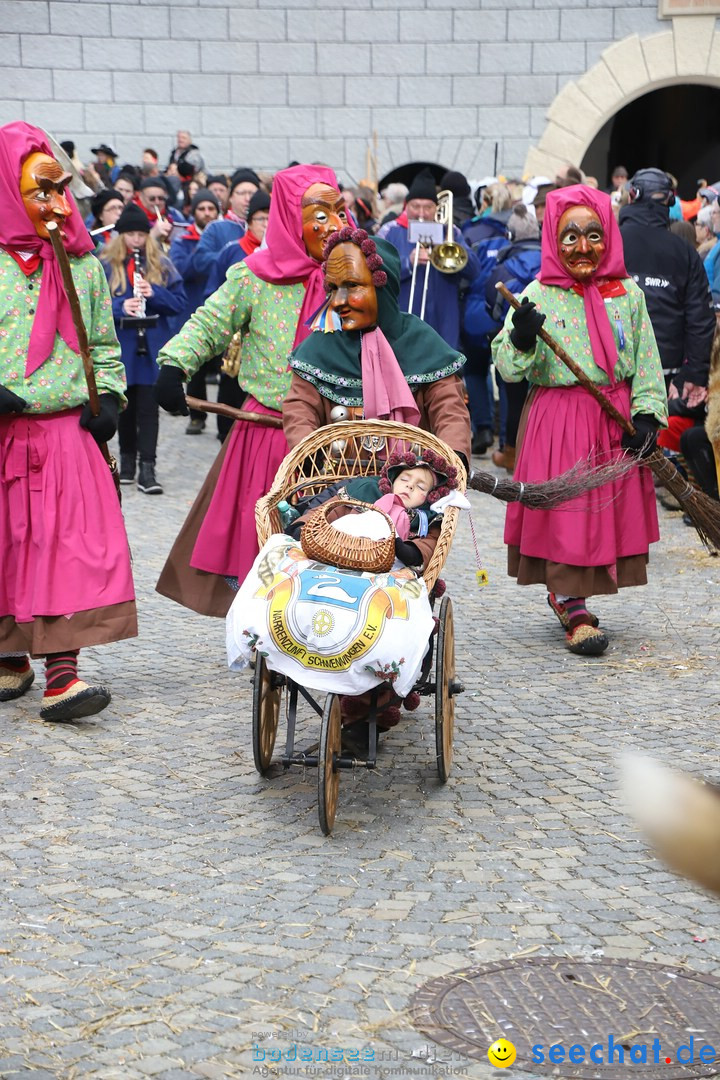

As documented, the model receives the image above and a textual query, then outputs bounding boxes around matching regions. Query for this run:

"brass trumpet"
[408,189,468,321]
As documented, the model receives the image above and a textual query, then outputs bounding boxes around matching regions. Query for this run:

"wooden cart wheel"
[435,595,455,782]
[252,655,281,774]
[318,693,342,835]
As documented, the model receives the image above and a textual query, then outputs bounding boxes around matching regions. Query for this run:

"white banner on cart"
[226,534,434,697]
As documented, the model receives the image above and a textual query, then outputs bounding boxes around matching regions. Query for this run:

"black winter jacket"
[619,200,715,384]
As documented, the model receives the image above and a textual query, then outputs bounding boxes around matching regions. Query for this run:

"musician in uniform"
[99,203,186,494]
[0,121,136,722]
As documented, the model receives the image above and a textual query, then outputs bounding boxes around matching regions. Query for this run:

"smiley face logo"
[488,1039,517,1068]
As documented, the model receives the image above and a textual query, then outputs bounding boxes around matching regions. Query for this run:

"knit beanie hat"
[439,170,471,198]
[91,188,123,220]
[379,448,459,503]
[230,167,261,193]
[247,189,271,221]
[190,187,220,214]
[507,203,540,241]
[206,173,229,189]
[115,203,151,234]
[406,168,438,204]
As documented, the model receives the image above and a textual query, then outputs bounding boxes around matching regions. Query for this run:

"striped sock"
[44,652,79,696]
[565,597,591,630]
[0,654,30,672]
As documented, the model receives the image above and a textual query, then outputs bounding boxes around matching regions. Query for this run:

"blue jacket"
[168,224,213,332]
[104,257,187,386]
[193,217,246,278]
[383,221,479,349]
[705,238,720,302]
[204,238,251,298]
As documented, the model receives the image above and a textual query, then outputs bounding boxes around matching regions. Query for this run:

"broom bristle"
[468,452,637,509]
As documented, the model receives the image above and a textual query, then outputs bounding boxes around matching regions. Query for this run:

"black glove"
[79,393,119,444]
[0,384,27,415]
[154,364,189,416]
[621,414,659,458]
[394,538,423,567]
[510,297,545,353]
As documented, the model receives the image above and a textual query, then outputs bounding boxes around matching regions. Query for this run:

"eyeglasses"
[144,194,167,204]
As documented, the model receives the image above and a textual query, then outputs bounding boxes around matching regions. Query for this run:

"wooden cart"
[252,419,466,834]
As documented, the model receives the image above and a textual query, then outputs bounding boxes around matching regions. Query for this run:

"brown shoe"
[565,623,609,656]
[492,446,516,472]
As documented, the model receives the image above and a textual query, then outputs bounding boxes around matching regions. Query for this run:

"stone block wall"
[0,0,705,182]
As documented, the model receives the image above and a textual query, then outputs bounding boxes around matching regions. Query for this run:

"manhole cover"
[411,958,720,1078]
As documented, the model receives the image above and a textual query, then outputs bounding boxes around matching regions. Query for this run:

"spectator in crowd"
[168,188,221,435]
[440,169,474,226]
[167,130,205,176]
[341,185,357,217]
[620,167,715,388]
[608,165,628,192]
[378,182,408,227]
[99,203,186,495]
[114,171,137,205]
[461,182,513,248]
[89,188,124,251]
[141,149,160,177]
[705,201,720,301]
[695,204,717,260]
[670,219,697,249]
[192,170,259,277]
[207,174,230,214]
[134,176,185,248]
[354,184,379,232]
[90,143,119,187]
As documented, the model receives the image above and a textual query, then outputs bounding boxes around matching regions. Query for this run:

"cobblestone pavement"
[2,408,720,1080]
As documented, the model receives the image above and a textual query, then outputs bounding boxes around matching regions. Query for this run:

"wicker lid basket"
[300,497,396,573]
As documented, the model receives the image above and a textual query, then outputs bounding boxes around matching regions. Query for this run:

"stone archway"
[524,16,720,179]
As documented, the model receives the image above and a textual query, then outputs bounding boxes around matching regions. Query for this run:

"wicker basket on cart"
[300,496,396,573]
[255,419,467,590]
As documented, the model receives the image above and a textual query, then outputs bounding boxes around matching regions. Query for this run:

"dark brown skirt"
[507,548,649,597]
[155,437,235,618]
[0,601,138,658]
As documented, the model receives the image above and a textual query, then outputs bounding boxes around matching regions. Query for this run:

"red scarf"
[395,211,409,229]
[239,231,261,257]
[2,246,41,275]
[180,222,201,243]
[133,194,169,224]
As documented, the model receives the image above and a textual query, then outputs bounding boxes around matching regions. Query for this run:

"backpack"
[485,241,542,325]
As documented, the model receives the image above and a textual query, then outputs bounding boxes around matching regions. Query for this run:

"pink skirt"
[504,382,659,568]
[0,410,135,623]
[190,395,288,581]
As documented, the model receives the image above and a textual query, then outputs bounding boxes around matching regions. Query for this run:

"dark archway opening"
[378,161,449,191]
[581,84,720,199]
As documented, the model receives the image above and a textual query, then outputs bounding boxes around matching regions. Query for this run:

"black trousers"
[118,384,159,463]
[680,424,719,500]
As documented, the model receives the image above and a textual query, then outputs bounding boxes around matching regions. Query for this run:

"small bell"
[330,439,346,458]
[330,405,349,423]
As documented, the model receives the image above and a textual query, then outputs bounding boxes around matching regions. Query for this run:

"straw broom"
[496,282,720,550]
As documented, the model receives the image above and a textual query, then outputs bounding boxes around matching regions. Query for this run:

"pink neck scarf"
[244,164,343,349]
[0,122,94,376]
[361,327,421,425]
[537,184,628,381]
[374,492,410,540]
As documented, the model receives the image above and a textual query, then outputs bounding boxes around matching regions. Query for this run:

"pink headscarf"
[245,163,343,348]
[538,184,628,380]
[0,122,93,377]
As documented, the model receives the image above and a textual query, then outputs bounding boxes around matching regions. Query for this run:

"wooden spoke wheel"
[318,693,342,835]
[252,655,282,774]
[435,595,456,782]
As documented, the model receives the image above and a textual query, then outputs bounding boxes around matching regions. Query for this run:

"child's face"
[392,466,435,508]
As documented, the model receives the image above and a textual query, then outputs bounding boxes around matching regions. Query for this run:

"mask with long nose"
[20,151,73,240]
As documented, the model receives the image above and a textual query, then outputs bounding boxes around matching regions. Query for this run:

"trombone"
[408,189,469,320]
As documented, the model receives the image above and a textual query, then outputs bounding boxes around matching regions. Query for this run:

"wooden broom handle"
[46,222,101,417]
[185,396,283,428]
[495,282,636,437]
